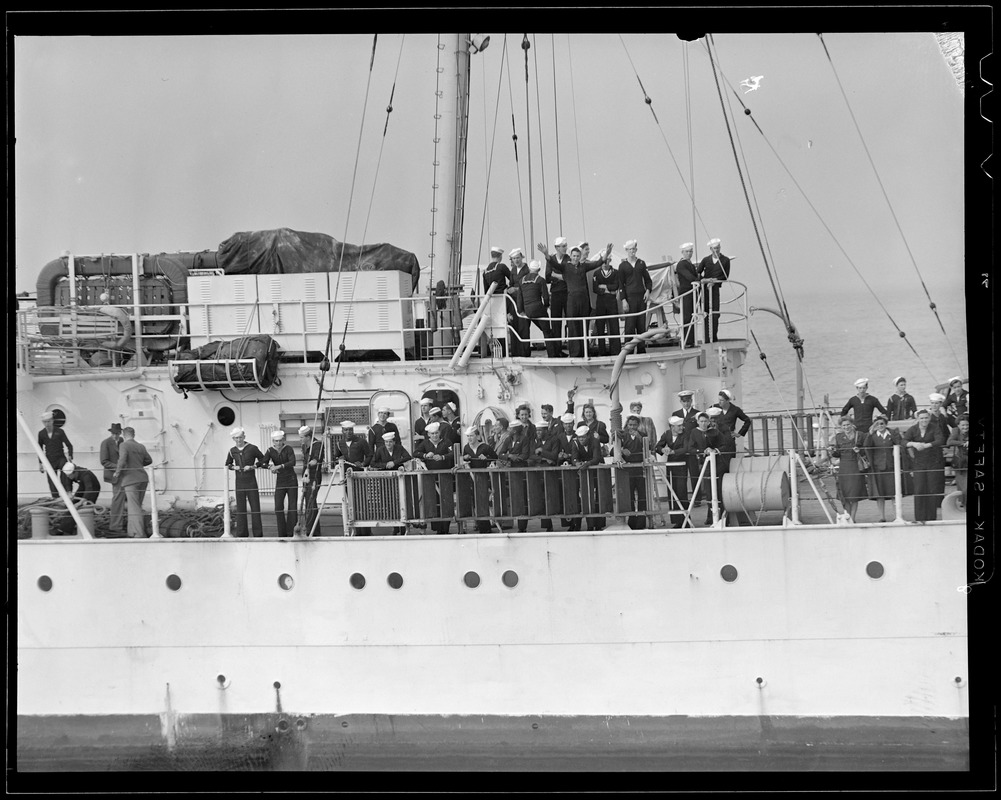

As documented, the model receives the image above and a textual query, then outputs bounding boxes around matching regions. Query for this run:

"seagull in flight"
[740,75,764,93]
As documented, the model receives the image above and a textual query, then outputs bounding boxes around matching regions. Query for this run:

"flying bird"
[740,75,764,93]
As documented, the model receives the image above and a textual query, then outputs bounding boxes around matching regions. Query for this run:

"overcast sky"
[14,31,966,309]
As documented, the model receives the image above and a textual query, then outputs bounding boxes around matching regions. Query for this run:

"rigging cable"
[531,34,550,246]
[567,34,586,242]
[700,41,939,384]
[818,33,966,375]
[617,34,712,241]
[504,37,529,251]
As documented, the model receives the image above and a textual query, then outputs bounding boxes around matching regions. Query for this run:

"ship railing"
[342,461,663,534]
[744,411,824,456]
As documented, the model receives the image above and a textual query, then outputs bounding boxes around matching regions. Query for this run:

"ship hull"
[16,521,969,771]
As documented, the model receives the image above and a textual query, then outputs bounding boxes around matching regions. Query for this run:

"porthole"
[866,561,885,580]
[387,572,404,589]
[37,575,53,592]
[349,573,366,590]
[720,564,738,583]
[217,406,236,426]
[463,571,481,588]
[502,570,519,588]
[51,409,67,429]
[166,574,182,591]
[278,573,294,591]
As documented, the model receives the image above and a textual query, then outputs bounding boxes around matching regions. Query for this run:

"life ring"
[97,306,133,350]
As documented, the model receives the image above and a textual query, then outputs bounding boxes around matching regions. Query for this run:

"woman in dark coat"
[713,389,752,439]
[902,410,946,522]
[841,378,887,434]
[947,414,970,508]
[862,414,900,522]
[831,417,868,522]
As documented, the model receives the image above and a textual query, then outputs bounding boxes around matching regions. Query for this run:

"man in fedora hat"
[99,422,127,534]
[113,427,153,538]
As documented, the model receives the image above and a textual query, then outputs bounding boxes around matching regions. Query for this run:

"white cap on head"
[929,393,946,403]
[561,413,575,424]
[465,425,478,436]
[529,260,541,272]
[420,397,432,406]
[706,406,723,417]
[669,416,684,426]
[298,425,312,436]
[854,378,868,388]
[575,425,590,436]
[509,247,524,258]
[382,432,396,442]
[271,430,285,441]
[708,238,721,247]
[425,421,440,433]
[554,236,568,247]
[446,402,456,412]
[377,406,390,414]
[720,389,734,400]
[678,390,694,398]
[230,427,245,438]
[490,246,503,255]
[340,420,355,429]
[948,376,963,385]
[429,407,442,417]
[624,239,638,250]
[40,411,54,422]
[578,241,588,250]
[62,462,76,475]
[681,242,694,251]
[893,376,905,385]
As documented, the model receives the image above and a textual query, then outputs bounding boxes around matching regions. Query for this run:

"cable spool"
[722,455,790,515]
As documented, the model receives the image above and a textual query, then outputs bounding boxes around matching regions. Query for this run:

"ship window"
[387,572,404,589]
[463,571,481,588]
[217,406,236,426]
[866,561,885,580]
[166,574,182,591]
[502,570,519,588]
[349,572,366,590]
[37,575,53,592]
[720,564,738,583]
[278,573,294,591]
[51,409,67,429]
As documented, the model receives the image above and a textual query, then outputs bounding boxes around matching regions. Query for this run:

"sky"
[13,28,968,315]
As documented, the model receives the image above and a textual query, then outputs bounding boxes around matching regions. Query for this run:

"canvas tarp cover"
[216,228,419,292]
[174,334,280,390]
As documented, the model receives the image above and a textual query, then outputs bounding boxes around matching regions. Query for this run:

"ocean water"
[724,287,970,417]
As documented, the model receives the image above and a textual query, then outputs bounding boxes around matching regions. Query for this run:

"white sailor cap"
[40,411,54,422]
[298,425,313,436]
[624,239,638,250]
[893,376,906,385]
[271,430,286,440]
[678,390,694,398]
[445,402,457,412]
[669,415,685,426]
[465,425,478,436]
[425,421,441,433]
[509,247,524,258]
[948,376,963,386]
[706,406,724,417]
[339,420,355,428]
[681,242,694,251]
[929,393,946,403]
[420,397,433,406]
[62,462,76,475]
[230,427,245,438]
[429,407,442,416]
[719,389,734,400]
[528,260,541,272]
[382,431,396,442]
[575,425,590,436]
[554,237,568,247]
[561,413,575,424]
[577,241,589,250]
[707,238,721,247]
[377,406,390,414]
[569,246,582,254]
[490,245,503,255]
[854,378,869,388]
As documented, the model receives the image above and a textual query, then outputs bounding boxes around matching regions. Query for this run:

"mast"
[438,34,471,289]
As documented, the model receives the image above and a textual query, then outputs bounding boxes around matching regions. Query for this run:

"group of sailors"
[484,236,732,357]
[833,375,970,523]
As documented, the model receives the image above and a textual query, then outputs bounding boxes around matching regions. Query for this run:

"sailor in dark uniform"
[482,245,511,294]
[372,431,412,535]
[841,378,888,434]
[619,415,649,529]
[506,248,532,356]
[592,251,622,356]
[419,422,455,535]
[571,424,604,531]
[368,406,400,450]
[563,244,609,357]
[886,376,917,421]
[944,376,968,418]
[338,420,372,534]
[537,236,571,347]
[618,239,653,353]
[655,415,693,527]
[713,389,752,440]
[518,260,560,357]
[675,242,699,348]
[61,462,101,505]
[413,397,433,445]
[225,427,264,537]
[697,237,731,342]
[673,390,702,504]
[299,424,326,536]
[38,411,74,497]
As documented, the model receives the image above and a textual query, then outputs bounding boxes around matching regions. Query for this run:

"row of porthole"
[34,563,887,592]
